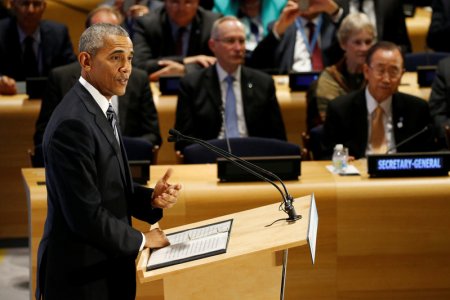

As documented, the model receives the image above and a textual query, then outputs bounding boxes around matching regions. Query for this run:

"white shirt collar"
[215,63,241,83]
[299,15,321,27]
[79,76,111,117]
[17,24,41,44]
[365,87,392,116]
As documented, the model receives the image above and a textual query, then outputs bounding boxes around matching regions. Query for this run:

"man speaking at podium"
[323,41,436,159]
[36,24,181,300]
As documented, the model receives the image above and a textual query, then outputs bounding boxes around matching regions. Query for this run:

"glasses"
[368,65,403,79]
[16,0,44,8]
[215,38,245,46]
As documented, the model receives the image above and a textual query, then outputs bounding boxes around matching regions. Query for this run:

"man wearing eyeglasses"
[132,0,220,81]
[0,0,76,95]
[323,41,436,159]
[174,16,287,151]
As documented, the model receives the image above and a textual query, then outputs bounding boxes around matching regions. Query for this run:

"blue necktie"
[106,103,120,144]
[225,75,239,138]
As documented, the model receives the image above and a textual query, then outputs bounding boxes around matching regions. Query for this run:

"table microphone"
[168,128,301,222]
[385,125,429,154]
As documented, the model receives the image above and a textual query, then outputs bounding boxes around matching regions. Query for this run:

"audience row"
[1,0,450,163]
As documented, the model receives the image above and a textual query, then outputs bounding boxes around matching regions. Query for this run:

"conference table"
[0,72,431,240]
[23,160,450,299]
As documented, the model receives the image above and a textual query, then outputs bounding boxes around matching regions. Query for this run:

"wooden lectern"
[136,195,315,299]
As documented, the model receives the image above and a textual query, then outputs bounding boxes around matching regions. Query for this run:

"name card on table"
[289,72,320,91]
[367,152,450,177]
[217,155,301,182]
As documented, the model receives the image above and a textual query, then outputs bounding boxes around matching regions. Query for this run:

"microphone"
[220,107,233,153]
[168,128,301,222]
[385,125,429,154]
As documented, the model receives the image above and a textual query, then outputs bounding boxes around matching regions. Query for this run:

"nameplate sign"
[159,76,181,95]
[217,155,301,182]
[367,152,450,177]
[289,72,320,91]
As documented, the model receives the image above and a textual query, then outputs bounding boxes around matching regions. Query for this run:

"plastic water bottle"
[332,144,348,173]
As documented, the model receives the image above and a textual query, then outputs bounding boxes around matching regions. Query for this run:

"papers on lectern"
[147,219,233,271]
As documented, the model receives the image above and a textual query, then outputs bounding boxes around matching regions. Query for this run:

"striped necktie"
[106,103,120,144]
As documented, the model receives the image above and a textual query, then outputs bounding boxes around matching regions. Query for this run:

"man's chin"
[114,89,127,96]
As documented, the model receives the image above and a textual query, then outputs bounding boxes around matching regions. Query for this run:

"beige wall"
[43,0,103,55]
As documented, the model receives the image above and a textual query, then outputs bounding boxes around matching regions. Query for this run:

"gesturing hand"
[152,168,182,209]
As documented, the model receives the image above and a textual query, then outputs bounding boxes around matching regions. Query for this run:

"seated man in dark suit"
[429,56,450,149]
[104,0,164,38]
[174,16,287,151]
[249,0,344,73]
[323,41,436,159]
[34,5,162,148]
[132,0,221,81]
[0,0,76,95]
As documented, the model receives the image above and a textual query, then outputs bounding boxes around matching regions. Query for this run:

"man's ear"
[363,63,370,80]
[208,38,215,54]
[78,52,92,72]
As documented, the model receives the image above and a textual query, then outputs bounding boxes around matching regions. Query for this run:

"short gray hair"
[78,23,129,56]
[210,16,243,40]
[337,12,375,45]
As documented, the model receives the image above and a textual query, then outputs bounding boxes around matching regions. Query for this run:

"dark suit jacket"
[249,14,343,74]
[34,62,162,147]
[0,17,76,80]
[174,65,287,150]
[429,56,450,148]
[338,0,412,53]
[426,0,450,52]
[323,89,436,159]
[132,6,221,74]
[37,82,162,300]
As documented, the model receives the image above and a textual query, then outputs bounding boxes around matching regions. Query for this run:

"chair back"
[309,124,327,160]
[122,137,155,184]
[404,52,450,71]
[29,144,44,168]
[182,137,301,164]
[122,137,154,161]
